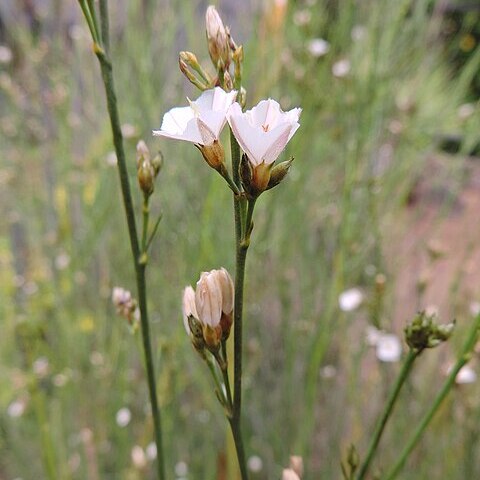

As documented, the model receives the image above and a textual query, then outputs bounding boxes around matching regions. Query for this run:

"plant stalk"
[79,1,166,477]
[355,348,419,480]
[384,314,480,480]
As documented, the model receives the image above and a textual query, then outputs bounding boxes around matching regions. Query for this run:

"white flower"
[332,59,351,78]
[153,87,236,146]
[282,468,301,480]
[338,288,363,312]
[247,456,263,473]
[8,399,26,418]
[375,334,402,363]
[146,442,157,460]
[131,446,147,469]
[227,99,301,167]
[455,365,477,385]
[307,38,330,58]
[116,407,132,427]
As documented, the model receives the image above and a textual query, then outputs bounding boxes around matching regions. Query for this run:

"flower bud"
[112,287,140,327]
[404,311,455,352]
[151,151,163,176]
[137,160,155,197]
[267,157,294,190]
[182,268,234,352]
[198,139,225,171]
[179,55,209,91]
[136,140,150,169]
[205,6,231,69]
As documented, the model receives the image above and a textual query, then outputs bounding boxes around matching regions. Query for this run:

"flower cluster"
[183,268,234,353]
[154,88,301,196]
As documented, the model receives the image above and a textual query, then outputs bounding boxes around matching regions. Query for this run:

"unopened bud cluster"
[405,311,455,352]
[112,287,140,327]
[136,140,162,197]
[179,6,243,92]
[183,268,234,354]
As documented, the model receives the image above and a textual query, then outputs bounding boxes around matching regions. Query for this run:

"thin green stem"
[141,196,150,253]
[355,349,419,480]
[385,314,480,480]
[229,128,249,480]
[80,2,166,478]
[206,355,229,410]
[77,0,99,44]
[221,340,234,411]
[145,212,163,252]
[32,387,58,480]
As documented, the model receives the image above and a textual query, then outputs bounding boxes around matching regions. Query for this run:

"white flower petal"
[376,334,402,363]
[228,99,301,166]
[153,88,236,145]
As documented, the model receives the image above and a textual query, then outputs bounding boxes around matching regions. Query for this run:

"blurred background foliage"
[1,0,480,479]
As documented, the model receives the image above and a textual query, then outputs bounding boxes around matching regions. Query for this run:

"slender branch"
[98,0,109,53]
[384,314,480,480]
[145,212,163,252]
[141,196,150,253]
[78,2,166,478]
[355,349,419,480]
[229,128,249,479]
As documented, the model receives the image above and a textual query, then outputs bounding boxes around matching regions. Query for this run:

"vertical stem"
[82,2,166,478]
[384,315,480,480]
[355,349,419,480]
[229,128,249,479]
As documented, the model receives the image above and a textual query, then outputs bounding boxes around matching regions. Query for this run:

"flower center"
[262,123,270,132]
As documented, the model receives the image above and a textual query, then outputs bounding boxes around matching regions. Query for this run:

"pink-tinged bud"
[184,268,235,349]
[136,140,150,169]
[205,6,230,69]
[195,271,223,328]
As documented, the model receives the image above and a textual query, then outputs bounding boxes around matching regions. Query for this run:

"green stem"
[222,341,234,410]
[141,195,150,253]
[384,314,480,480]
[32,386,58,480]
[145,212,163,252]
[82,2,166,478]
[229,128,249,480]
[355,349,419,480]
[206,355,229,410]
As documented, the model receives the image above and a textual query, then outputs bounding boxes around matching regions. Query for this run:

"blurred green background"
[1,0,480,479]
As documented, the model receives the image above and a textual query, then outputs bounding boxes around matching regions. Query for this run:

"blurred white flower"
[293,10,311,26]
[469,301,480,317]
[146,442,157,460]
[121,123,138,139]
[33,357,50,377]
[8,399,26,418]
[175,461,188,476]
[55,252,71,270]
[351,25,367,42]
[131,445,147,469]
[282,468,301,480]
[365,325,382,346]
[247,455,263,473]
[307,38,330,58]
[116,407,132,427]
[375,333,402,363]
[0,45,13,64]
[455,365,477,385]
[339,288,363,312]
[289,456,304,477]
[458,103,475,120]
[320,365,337,379]
[332,59,351,78]
[227,99,301,167]
[153,88,236,146]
